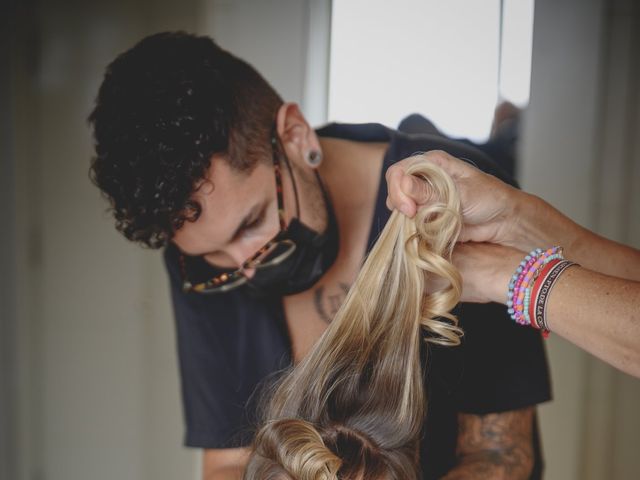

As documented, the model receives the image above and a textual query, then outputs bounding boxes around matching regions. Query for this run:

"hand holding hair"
[385,150,640,281]
[385,150,521,248]
[385,151,640,378]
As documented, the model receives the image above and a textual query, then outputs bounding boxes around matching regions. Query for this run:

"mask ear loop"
[271,130,301,219]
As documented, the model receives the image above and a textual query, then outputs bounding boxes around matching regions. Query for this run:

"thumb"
[401,174,435,206]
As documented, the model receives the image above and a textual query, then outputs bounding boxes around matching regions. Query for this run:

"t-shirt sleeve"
[455,302,552,414]
[163,245,291,448]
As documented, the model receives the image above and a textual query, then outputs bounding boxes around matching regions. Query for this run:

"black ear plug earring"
[304,150,323,167]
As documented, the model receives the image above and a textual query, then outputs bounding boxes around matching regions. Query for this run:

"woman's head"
[246,419,420,480]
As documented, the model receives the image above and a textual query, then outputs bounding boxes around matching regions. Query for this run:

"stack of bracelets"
[507,247,579,338]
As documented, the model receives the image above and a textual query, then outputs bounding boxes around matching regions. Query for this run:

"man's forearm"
[203,467,244,480]
[442,409,535,480]
[440,450,533,480]
[202,448,250,480]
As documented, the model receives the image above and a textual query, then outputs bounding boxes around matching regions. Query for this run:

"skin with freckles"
[452,242,640,378]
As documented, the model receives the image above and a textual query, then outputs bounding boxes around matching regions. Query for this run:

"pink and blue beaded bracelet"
[507,247,570,332]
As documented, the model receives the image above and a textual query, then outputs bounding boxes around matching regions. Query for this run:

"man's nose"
[242,267,256,279]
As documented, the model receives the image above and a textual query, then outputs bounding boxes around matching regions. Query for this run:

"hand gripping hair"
[245,161,463,480]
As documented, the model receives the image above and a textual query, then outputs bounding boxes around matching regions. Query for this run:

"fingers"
[452,242,523,304]
[385,160,416,216]
[386,168,435,217]
[385,150,480,217]
[459,223,502,245]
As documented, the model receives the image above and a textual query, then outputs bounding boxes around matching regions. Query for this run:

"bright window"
[328,0,535,142]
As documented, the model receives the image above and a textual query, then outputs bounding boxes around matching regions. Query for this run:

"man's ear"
[275,103,320,162]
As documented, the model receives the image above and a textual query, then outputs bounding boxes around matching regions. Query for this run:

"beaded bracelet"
[507,247,563,326]
[507,247,576,336]
[523,252,564,325]
[507,248,542,325]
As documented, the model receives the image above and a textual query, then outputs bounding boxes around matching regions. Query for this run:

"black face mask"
[246,178,339,297]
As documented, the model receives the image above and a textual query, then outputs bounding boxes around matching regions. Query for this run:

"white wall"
[328,0,502,141]
[1,2,18,479]
[14,4,201,479]
[199,0,331,126]
[8,1,328,480]
[521,0,640,478]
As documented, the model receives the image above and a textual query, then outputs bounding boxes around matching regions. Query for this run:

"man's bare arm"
[202,447,251,480]
[441,407,535,480]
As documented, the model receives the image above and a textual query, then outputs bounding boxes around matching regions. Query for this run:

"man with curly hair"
[89,32,551,480]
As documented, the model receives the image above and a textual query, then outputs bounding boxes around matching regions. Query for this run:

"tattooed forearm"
[441,407,535,480]
[313,283,350,323]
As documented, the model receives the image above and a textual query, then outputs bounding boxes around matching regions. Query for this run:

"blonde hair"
[245,162,463,480]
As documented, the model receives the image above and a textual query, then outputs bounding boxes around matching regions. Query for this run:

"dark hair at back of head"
[89,31,283,248]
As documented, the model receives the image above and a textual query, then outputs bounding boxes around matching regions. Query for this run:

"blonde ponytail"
[246,419,341,480]
[245,161,463,479]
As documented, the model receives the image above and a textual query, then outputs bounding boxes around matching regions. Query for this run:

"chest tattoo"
[313,283,351,323]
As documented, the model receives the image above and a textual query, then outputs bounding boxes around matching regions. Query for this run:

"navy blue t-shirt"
[164,123,551,479]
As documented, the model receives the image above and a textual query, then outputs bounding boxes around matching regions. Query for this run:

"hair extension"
[244,161,463,480]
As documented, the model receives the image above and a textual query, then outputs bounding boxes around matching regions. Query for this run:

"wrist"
[508,191,544,251]
[509,193,580,253]
[489,248,523,305]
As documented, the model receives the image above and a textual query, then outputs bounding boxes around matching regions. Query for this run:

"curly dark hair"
[89,31,283,248]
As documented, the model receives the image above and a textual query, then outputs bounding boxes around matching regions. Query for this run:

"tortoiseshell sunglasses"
[179,133,298,294]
